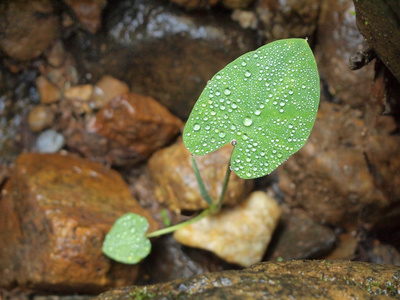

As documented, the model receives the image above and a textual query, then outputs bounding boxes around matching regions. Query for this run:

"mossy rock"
[96,260,400,299]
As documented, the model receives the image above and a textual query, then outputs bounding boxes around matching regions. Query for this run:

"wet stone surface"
[148,139,253,212]
[68,0,258,119]
[0,153,158,293]
[96,260,400,299]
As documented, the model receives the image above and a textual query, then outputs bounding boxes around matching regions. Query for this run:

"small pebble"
[36,129,65,153]
[28,105,55,132]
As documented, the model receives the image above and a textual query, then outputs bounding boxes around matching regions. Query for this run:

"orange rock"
[36,76,61,104]
[148,139,253,212]
[92,75,130,109]
[69,93,183,166]
[0,0,60,61]
[0,153,158,293]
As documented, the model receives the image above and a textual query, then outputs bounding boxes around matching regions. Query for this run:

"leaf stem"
[146,209,211,238]
[191,155,214,206]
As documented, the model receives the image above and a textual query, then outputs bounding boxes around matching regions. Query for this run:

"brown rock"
[278,101,400,229]
[148,139,253,212]
[0,0,59,61]
[256,0,320,41]
[36,76,61,104]
[66,93,182,166]
[27,105,55,132]
[0,153,158,293]
[70,0,258,119]
[222,0,254,9]
[96,260,400,299]
[315,0,375,108]
[354,1,400,83]
[169,0,219,10]
[139,235,233,284]
[64,84,94,101]
[63,0,107,34]
[174,191,282,267]
[92,75,130,109]
[265,206,336,261]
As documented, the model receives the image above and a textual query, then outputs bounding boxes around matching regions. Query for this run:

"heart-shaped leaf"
[183,38,320,179]
[102,213,151,264]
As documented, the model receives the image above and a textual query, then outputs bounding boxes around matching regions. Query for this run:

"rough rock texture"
[36,76,62,104]
[256,0,320,41]
[0,153,158,293]
[354,0,400,83]
[174,191,282,267]
[265,206,337,261]
[315,0,375,108]
[64,93,183,166]
[63,0,107,34]
[96,260,400,299]
[148,139,253,212]
[92,76,130,109]
[70,0,258,119]
[0,0,60,61]
[278,101,400,229]
[139,235,236,285]
[169,0,254,10]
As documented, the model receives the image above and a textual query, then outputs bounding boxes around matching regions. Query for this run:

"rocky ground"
[0,0,399,299]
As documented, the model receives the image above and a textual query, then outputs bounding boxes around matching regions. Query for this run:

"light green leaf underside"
[183,38,320,179]
[102,213,150,264]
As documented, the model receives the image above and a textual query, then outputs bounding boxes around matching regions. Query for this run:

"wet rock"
[0,153,158,293]
[96,260,400,299]
[362,240,400,266]
[65,93,182,166]
[315,0,374,108]
[0,0,60,61]
[70,0,258,119]
[278,101,400,229]
[148,139,253,212]
[174,191,281,267]
[91,75,130,109]
[354,1,400,83]
[36,76,62,104]
[324,233,357,260]
[169,0,219,10]
[63,0,107,34]
[36,129,65,153]
[256,0,320,41]
[231,9,258,30]
[28,105,55,132]
[265,206,336,261]
[139,235,236,284]
[64,84,94,102]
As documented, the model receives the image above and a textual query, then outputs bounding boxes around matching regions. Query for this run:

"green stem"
[146,209,211,238]
[191,155,214,206]
[217,162,232,208]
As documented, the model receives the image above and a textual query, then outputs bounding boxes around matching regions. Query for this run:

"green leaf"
[183,38,320,179]
[102,213,151,264]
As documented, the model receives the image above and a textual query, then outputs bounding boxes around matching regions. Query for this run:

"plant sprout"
[102,38,320,264]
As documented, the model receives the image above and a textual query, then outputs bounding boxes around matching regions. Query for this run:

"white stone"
[173,191,282,267]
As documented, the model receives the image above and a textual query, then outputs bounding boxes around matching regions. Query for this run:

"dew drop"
[254,110,261,115]
[219,132,226,138]
[231,139,237,146]
[245,71,251,77]
[216,75,222,79]
[231,103,238,109]
[230,124,236,130]
[193,124,201,131]
[289,90,294,95]
[280,102,285,107]
[243,117,253,126]
[224,88,231,95]
[241,61,247,66]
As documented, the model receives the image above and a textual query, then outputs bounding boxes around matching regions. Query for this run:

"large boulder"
[0,153,158,293]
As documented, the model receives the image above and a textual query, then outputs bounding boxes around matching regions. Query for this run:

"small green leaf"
[183,38,320,179]
[102,213,151,264]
